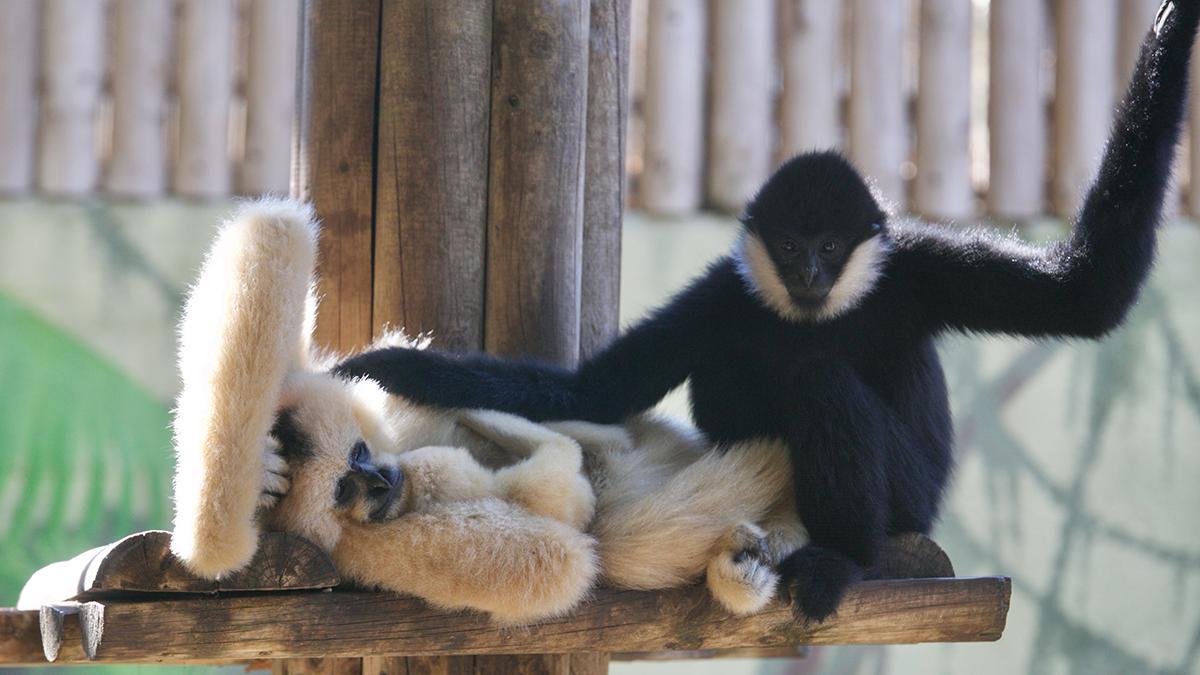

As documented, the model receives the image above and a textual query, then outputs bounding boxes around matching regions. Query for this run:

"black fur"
[335,2,1198,621]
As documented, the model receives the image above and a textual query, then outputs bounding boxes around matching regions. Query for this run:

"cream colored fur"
[734,230,890,322]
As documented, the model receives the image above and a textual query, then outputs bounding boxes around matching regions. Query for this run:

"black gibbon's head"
[262,373,410,550]
[735,151,891,322]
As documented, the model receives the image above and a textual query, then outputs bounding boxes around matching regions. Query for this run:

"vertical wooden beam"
[242,0,302,195]
[106,0,172,198]
[38,0,105,196]
[849,0,908,209]
[640,0,707,215]
[176,0,236,198]
[707,0,776,213]
[915,0,973,221]
[988,0,1047,219]
[778,0,844,158]
[484,0,591,366]
[0,0,38,194]
[293,0,381,354]
[274,658,364,675]
[372,0,492,352]
[580,0,631,359]
[1053,0,1118,217]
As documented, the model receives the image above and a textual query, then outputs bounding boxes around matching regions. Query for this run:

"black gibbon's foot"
[777,545,864,623]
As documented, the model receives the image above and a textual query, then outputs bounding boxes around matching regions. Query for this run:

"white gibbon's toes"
[706,523,778,615]
[257,444,291,512]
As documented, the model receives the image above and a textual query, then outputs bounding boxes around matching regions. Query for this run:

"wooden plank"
[106,0,173,198]
[372,0,492,352]
[293,0,381,354]
[275,657,364,674]
[241,0,302,195]
[0,0,38,194]
[0,609,43,666]
[778,0,844,157]
[484,0,590,366]
[38,0,105,196]
[849,0,908,209]
[987,0,1047,219]
[915,0,973,221]
[37,578,1010,663]
[640,0,707,215]
[580,0,630,359]
[175,0,236,198]
[17,531,339,610]
[1053,0,1118,217]
[707,0,776,213]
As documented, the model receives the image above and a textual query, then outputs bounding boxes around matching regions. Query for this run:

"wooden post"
[915,0,973,221]
[849,0,908,209]
[297,0,625,672]
[0,0,38,194]
[1053,0,1118,217]
[707,0,775,213]
[241,0,302,195]
[988,0,1047,219]
[778,0,844,158]
[641,0,707,215]
[176,0,235,198]
[106,0,172,198]
[38,0,105,196]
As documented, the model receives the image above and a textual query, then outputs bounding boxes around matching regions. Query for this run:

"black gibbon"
[335,1,1199,620]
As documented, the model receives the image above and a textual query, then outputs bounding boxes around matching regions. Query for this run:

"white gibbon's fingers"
[333,499,599,625]
[170,198,318,578]
[542,420,635,452]
[257,441,291,512]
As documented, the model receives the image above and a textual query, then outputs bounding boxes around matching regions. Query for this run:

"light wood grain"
[849,0,908,209]
[915,0,973,221]
[778,0,844,158]
[106,0,173,198]
[0,0,39,194]
[175,0,235,198]
[38,0,105,196]
[988,0,1047,219]
[241,0,302,195]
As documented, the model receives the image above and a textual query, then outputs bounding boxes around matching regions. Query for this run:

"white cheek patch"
[733,231,890,323]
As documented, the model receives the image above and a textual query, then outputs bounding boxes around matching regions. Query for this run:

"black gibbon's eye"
[334,476,355,505]
[350,441,370,464]
[821,240,839,254]
[780,240,799,253]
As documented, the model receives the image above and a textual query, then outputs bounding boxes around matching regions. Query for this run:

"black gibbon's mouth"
[789,288,831,305]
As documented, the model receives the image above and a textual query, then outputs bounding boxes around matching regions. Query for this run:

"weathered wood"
[0,0,38,194]
[242,0,302,195]
[484,0,590,366]
[294,0,381,354]
[707,0,776,213]
[778,0,844,157]
[580,0,630,359]
[0,609,43,665]
[275,657,364,674]
[988,0,1047,219]
[1053,0,1118,217]
[640,0,707,215]
[175,0,235,198]
[613,645,808,660]
[849,0,908,208]
[106,0,172,198]
[17,531,339,609]
[38,0,105,196]
[871,532,955,580]
[35,578,1010,663]
[371,0,492,352]
[915,0,973,221]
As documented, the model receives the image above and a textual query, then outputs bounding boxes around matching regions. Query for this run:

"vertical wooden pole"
[38,0,105,196]
[778,0,844,158]
[242,0,302,195]
[707,0,776,213]
[1053,0,1118,217]
[849,0,908,209]
[915,0,973,221]
[0,0,38,194]
[176,0,235,198]
[106,0,172,198]
[641,0,707,215]
[988,0,1047,219]
[294,0,380,355]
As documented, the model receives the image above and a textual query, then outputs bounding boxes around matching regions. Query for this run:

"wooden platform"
[0,530,1010,667]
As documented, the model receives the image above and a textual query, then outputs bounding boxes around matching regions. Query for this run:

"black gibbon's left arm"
[894,0,1198,338]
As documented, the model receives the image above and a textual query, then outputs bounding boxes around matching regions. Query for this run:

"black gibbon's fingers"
[777,544,864,623]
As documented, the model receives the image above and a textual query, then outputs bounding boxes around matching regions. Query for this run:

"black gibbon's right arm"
[333,260,735,423]
[894,0,1198,338]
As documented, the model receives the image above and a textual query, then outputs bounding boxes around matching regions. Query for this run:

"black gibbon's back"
[335,0,1200,621]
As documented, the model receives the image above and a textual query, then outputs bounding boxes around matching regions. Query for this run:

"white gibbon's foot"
[705,522,779,615]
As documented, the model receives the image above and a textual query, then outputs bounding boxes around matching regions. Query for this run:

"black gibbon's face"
[739,151,889,318]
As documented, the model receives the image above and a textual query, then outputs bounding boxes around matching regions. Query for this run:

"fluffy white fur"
[734,230,890,322]
[170,198,317,578]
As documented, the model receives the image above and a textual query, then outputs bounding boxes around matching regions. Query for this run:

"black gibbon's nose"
[803,265,819,287]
